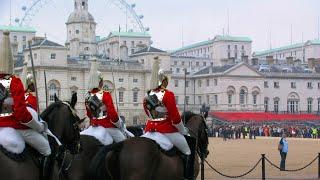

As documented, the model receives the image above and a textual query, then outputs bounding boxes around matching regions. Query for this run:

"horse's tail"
[88,141,124,180]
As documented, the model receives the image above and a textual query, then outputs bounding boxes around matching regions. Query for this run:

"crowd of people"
[207,123,320,140]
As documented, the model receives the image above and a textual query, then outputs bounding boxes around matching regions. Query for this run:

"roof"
[213,35,252,42]
[133,46,166,54]
[254,43,304,56]
[193,64,235,75]
[172,35,252,53]
[31,39,64,47]
[0,25,36,33]
[107,31,151,39]
[308,39,320,45]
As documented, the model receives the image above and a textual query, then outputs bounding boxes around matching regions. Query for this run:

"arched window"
[49,81,60,103]
[227,86,235,105]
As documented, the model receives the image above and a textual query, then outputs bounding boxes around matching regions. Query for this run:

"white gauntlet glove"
[174,121,189,135]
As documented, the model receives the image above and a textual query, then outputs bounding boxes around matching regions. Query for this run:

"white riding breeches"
[81,126,126,145]
[163,132,191,155]
[105,128,126,143]
[16,129,51,156]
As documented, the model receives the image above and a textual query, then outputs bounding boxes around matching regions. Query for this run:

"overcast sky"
[0,0,319,52]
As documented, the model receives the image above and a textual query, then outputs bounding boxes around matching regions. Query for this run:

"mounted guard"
[81,59,131,145]
[0,31,52,179]
[142,56,195,180]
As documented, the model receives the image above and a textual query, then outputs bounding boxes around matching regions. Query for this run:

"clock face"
[103,80,114,92]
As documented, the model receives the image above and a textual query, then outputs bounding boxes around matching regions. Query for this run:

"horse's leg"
[0,152,39,180]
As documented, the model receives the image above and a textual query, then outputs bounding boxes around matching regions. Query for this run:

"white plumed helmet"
[87,59,102,90]
[0,31,14,74]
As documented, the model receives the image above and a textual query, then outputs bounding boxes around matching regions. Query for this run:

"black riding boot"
[182,155,195,180]
[40,154,54,180]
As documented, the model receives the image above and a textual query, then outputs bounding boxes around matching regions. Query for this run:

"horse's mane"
[181,111,196,124]
[40,101,64,120]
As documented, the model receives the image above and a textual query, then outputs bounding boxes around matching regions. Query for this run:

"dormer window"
[76,30,79,34]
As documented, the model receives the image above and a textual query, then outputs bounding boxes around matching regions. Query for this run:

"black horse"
[0,93,82,180]
[90,112,209,180]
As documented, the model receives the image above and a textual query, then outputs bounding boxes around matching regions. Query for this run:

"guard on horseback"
[143,57,195,180]
[82,59,131,145]
[0,31,52,179]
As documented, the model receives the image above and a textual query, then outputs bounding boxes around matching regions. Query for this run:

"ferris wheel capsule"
[15,18,20,23]
[22,6,27,11]
[131,3,136,8]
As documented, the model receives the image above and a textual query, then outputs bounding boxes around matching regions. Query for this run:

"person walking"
[278,133,288,171]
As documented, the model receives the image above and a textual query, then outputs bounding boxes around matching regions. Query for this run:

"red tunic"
[25,92,38,112]
[0,74,32,129]
[86,89,119,128]
[144,88,181,133]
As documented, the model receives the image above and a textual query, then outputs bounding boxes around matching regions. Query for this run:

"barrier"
[203,153,320,179]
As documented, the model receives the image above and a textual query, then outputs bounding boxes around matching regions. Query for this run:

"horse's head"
[41,93,83,154]
[183,111,209,159]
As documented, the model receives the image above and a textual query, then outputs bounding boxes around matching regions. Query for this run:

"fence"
[200,153,320,180]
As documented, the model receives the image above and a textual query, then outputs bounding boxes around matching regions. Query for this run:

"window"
[214,95,218,104]
[140,59,144,64]
[71,77,77,81]
[13,36,17,42]
[184,96,190,105]
[133,79,138,83]
[198,80,202,87]
[181,61,185,66]
[241,45,244,50]
[235,45,237,49]
[23,45,26,49]
[253,94,257,105]
[131,49,134,54]
[198,96,202,105]
[119,91,124,103]
[274,100,279,113]
[131,41,134,47]
[264,98,269,112]
[51,53,56,59]
[174,61,177,65]
[318,82,320,89]
[214,79,217,86]
[133,91,138,103]
[175,96,179,105]
[174,80,179,87]
[203,62,206,66]
[84,47,89,51]
[264,81,268,88]
[228,52,230,59]
[274,82,279,88]
[49,82,60,103]
[206,95,210,104]
[22,36,26,42]
[307,98,313,113]
[176,68,180,73]
[34,53,37,59]
[206,79,210,86]
[119,78,124,82]
[235,52,237,59]
[227,45,230,49]
[186,81,189,87]
[239,89,246,105]
[228,94,232,104]
[196,62,199,66]
[123,41,126,45]
[318,99,320,112]
[76,30,79,34]
[291,82,296,88]
[307,82,312,89]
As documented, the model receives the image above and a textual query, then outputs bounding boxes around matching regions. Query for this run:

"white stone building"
[171,35,252,66]
[253,40,320,64]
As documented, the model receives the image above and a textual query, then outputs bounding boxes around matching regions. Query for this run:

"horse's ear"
[70,93,77,109]
[54,93,59,102]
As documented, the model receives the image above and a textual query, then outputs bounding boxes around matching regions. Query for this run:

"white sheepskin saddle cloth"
[81,126,113,145]
[141,132,173,151]
[0,127,25,154]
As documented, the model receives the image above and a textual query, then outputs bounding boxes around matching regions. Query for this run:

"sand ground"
[198,137,320,180]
